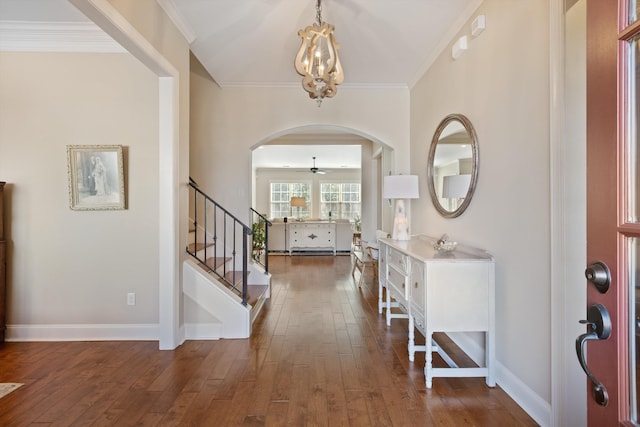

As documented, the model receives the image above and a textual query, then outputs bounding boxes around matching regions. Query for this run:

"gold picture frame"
[66,145,125,211]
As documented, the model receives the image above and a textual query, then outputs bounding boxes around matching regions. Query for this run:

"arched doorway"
[250,127,395,246]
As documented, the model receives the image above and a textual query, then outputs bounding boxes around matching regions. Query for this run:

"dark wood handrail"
[187,179,251,305]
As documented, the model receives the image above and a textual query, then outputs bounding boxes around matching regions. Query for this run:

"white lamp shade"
[290,197,306,207]
[442,174,471,198]
[383,175,419,199]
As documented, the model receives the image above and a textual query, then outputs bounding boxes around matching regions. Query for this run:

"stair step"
[187,242,214,254]
[200,257,232,271]
[194,261,266,307]
[247,284,268,307]
[224,270,249,286]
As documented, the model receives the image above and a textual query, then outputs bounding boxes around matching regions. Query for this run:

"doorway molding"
[70,0,184,350]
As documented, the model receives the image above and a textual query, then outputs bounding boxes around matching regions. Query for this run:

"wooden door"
[584,0,640,424]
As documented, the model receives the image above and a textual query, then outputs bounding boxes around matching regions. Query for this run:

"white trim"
[184,323,223,340]
[447,332,485,366]
[449,333,550,426]
[550,0,565,424]
[70,0,183,350]
[183,259,251,339]
[218,81,409,90]
[156,0,197,44]
[554,1,589,425]
[407,0,484,88]
[497,360,552,427]
[0,20,125,52]
[69,0,178,77]
[5,324,159,341]
[158,76,182,350]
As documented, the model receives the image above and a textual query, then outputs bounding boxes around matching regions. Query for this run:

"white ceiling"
[253,145,362,170]
[0,0,482,87]
[0,0,483,168]
[163,0,481,88]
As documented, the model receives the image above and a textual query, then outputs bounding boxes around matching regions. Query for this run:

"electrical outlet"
[127,293,136,306]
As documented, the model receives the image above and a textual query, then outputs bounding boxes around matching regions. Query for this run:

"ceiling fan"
[307,157,327,174]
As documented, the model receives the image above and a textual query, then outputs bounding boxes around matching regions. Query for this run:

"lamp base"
[391,199,411,241]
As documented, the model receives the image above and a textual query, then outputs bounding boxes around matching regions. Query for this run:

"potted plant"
[353,214,362,232]
[252,218,266,261]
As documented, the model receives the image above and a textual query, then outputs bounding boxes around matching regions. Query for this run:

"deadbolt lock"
[585,261,611,294]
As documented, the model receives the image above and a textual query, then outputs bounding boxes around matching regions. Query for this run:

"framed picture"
[66,145,125,211]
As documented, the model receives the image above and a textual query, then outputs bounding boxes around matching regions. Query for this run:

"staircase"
[183,179,271,339]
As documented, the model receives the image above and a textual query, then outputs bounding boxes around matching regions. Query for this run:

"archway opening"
[250,126,394,253]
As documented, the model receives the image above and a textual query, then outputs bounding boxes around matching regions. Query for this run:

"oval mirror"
[426,114,479,218]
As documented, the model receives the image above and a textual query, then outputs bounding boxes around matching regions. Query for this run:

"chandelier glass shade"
[294,0,344,106]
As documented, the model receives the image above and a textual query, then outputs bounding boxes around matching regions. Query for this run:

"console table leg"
[378,280,384,314]
[424,331,433,388]
[385,289,392,326]
[408,314,415,362]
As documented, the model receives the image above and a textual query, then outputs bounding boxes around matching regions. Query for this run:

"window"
[320,182,361,220]
[270,182,311,219]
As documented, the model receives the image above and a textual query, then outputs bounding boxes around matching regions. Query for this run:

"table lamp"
[442,174,471,210]
[383,175,419,240]
[290,196,306,221]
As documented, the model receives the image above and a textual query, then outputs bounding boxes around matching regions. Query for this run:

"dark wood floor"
[0,255,538,426]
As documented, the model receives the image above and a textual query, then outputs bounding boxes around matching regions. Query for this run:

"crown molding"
[0,20,125,52]
[219,81,409,91]
[156,0,196,44]
[408,0,483,88]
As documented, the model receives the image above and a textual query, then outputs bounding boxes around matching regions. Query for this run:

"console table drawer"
[387,264,408,302]
[387,247,408,274]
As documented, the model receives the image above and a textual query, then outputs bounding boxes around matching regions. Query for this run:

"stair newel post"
[192,187,198,255]
[232,222,237,286]
[222,213,227,277]
[242,225,249,306]
[203,198,208,260]
[264,221,269,273]
[213,205,217,264]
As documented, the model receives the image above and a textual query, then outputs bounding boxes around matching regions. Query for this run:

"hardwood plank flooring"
[0,255,538,426]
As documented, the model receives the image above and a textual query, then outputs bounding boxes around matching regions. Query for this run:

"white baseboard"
[183,322,223,340]
[448,332,551,426]
[496,362,551,427]
[5,323,159,342]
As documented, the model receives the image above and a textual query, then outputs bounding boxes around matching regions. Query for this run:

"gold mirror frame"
[426,114,479,218]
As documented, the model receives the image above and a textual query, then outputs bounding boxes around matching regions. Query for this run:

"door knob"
[576,303,611,406]
[585,261,611,293]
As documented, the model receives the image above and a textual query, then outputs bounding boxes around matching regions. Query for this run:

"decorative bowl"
[434,241,457,252]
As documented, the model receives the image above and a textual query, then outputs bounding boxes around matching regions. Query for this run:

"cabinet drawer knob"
[414,282,418,288]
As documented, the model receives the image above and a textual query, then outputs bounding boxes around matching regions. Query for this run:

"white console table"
[289,222,336,255]
[378,235,495,388]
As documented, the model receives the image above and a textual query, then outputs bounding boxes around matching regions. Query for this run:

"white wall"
[0,52,160,332]
[410,0,552,422]
[254,168,361,219]
[189,82,411,231]
[251,141,381,241]
[188,1,556,422]
[93,0,192,349]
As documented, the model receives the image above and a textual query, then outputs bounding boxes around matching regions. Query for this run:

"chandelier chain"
[316,0,323,25]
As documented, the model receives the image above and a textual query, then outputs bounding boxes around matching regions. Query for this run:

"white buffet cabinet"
[267,220,352,254]
[289,221,336,255]
[378,235,495,388]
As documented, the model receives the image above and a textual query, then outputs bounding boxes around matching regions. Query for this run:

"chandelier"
[294,0,344,106]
